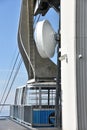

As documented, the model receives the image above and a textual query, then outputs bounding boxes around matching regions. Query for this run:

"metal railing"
[10,105,56,127]
[0,104,11,118]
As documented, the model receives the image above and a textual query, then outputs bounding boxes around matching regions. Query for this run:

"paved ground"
[37,128,60,130]
[0,118,29,130]
[0,118,60,130]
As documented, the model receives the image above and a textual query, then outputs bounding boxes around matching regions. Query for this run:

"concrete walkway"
[0,118,61,130]
[37,128,60,130]
[0,118,29,130]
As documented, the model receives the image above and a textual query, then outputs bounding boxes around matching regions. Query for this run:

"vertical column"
[61,0,77,130]
[39,87,41,107]
[76,0,87,129]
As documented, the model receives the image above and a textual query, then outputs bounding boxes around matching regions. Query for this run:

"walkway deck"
[0,118,60,130]
[0,118,28,130]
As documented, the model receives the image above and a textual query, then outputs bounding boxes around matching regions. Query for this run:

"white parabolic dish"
[35,20,56,58]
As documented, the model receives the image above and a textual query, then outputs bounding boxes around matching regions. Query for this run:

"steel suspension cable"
[0,52,19,105]
[0,58,22,112]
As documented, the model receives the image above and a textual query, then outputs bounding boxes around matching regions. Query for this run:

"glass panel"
[26,89,39,105]
[25,88,56,106]
[49,89,56,105]
[41,90,48,105]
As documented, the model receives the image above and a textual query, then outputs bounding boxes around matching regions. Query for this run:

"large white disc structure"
[35,20,56,58]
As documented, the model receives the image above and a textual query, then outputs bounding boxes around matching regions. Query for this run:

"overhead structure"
[34,0,60,16]
[61,0,87,130]
[18,0,57,81]
[16,0,60,128]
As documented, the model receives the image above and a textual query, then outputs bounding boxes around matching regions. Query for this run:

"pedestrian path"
[0,118,61,130]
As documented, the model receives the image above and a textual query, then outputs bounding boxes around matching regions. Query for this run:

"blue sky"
[0,0,21,68]
[0,0,58,105]
[0,0,27,104]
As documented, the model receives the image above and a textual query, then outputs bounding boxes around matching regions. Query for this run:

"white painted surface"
[35,20,56,58]
[61,0,78,130]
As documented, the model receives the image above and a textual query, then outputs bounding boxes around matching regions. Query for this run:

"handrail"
[0,104,11,106]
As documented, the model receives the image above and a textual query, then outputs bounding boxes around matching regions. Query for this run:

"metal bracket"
[59,54,68,62]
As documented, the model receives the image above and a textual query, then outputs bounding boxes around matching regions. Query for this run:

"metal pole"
[55,8,62,128]
[39,87,41,107]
